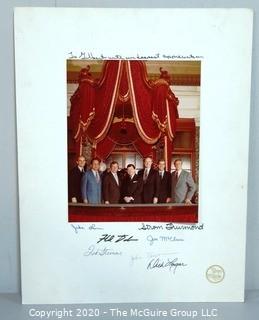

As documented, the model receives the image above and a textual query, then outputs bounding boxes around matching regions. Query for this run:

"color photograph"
[67,60,201,223]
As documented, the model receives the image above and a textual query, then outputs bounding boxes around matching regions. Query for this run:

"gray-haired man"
[171,159,196,204]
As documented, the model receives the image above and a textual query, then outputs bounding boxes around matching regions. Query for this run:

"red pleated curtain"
[69,60,179,170]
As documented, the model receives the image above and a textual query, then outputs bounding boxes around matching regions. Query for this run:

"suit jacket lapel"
[176,171,184,186]
[173,171,181,186]
[131,174,137,184]
[111,172,119,186]
[90,170,100,184]
[89,170,94,180]
[161,171,166,181]
[146,169,153,182]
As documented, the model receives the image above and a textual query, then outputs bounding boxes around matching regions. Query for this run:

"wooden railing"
[68,203,198,223]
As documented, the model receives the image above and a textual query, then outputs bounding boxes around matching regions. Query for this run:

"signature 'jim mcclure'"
[147,257,187,274]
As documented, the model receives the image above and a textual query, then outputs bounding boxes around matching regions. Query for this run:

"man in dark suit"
[157,159,172,203]
[138,157,160,204]
[171,158,196,204]
[68,155,86,203]
[121,164,143,204]
[103,161,122,204]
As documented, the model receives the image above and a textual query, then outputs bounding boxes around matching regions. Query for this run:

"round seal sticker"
[206,265,225,283]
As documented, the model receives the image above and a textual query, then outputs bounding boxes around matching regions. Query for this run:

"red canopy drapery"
[71,61,123,143]
[69,60,179,168]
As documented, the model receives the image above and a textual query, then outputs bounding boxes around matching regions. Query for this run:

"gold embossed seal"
[206,265,225,283]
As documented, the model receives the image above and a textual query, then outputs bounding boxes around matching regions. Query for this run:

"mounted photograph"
[67,59,201,223]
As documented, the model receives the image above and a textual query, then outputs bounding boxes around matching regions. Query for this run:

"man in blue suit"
[81,158,102,204]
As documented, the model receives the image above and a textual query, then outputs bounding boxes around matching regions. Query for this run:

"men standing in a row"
[103,161,122,204]
[157,159,172,203]
[81,158,102,204]
[138,157,160,204]
[121,164,143,203]
[68,155,86,203]
[172,158,196,204]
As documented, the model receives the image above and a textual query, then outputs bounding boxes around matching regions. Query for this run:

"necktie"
[175,171,178,181]
[143,169,148,182]
[114,173,119,185]
[159,171,163,180]
[95,171,99,183]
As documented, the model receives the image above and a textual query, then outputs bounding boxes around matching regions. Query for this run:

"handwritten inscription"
[68,52,204,60]
[147,257,187,274]
[97,234,138,244]
[84,245,122,257]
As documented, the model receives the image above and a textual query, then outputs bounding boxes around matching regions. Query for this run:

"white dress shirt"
[159,170,165,179]
[92,169,100,182]
[175,169,182,178]
[111,171,119,185]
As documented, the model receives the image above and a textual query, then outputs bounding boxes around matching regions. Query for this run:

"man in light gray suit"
[171,159,196,204]
[81,158,102,204]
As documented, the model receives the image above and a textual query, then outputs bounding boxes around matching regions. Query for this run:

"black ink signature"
[147,257,187,274]
[97,234,138,244]
[138,222,204,231]
[165,223,204,231]
[138,223,163,231]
